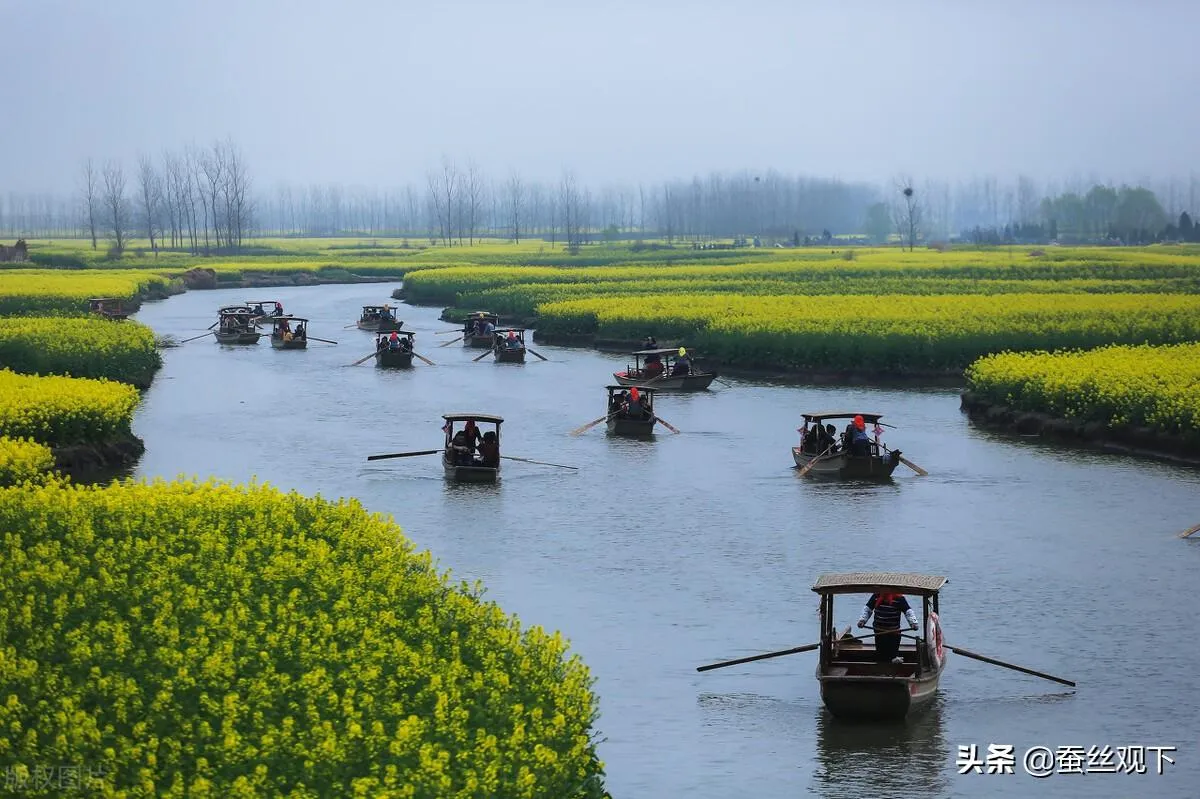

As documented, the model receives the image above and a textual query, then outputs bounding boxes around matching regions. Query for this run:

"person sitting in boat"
[822,423,840,453]
[857,591,919,665]
[803,424,820,453]
[622,387,646,419]
[847,415,872,456]
[253,303,265,317]
[462,420,483,451]
[388,331,401,350]
[275,302,283,315]
[293,324,306,341]
[397,335,412,352]
[477,431,500,467]
[503,331,521,349]
[483,320,496,337]
[450,430,474,464]
[672,347,691,376]
[641,335,657,349]
[376,334,387,351]
[643,356,664,378]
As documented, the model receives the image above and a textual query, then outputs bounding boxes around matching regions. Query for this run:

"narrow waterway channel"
[131,283,1200,798]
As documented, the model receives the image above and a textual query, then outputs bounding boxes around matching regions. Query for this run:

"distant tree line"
[2,151,1198,251]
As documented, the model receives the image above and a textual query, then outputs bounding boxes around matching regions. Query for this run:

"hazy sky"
[3,0,1197,193]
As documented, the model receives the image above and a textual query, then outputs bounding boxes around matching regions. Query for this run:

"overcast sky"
[2,0,1197,193]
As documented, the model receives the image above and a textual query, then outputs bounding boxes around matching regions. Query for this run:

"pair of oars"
[570,411,680,435]
[1178,522,1200,538]
[347,349,436,367]
[472,346,549,362]
[696,635,1075,687]
[366,449,577,470]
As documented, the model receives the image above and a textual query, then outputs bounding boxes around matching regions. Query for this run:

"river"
[131,283,1200,799]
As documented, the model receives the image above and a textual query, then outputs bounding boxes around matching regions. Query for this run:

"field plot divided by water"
[130,283,1200,799]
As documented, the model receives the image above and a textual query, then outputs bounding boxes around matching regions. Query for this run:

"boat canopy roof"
[467,310,497,317]
[802,411,884,423]
[443,413,504,424]
[362,304,393,310]
[633,347,686,356]
[382,329,415,337]
[606,384,656,393]
[493,327,524,333]
[274,316,308,323]
[812,572,948,596]
[246,299,280,304]
[88,297,123,303]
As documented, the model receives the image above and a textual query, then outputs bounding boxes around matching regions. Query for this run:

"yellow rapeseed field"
[0,369,140,446]
[0,436,54,485]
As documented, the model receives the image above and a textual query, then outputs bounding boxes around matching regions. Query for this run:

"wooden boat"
[442,413,502,483]
[246,299,285,323]
[490,328,527,363]
[461,311,500,348]
[792,411,901,478]
[213,308,262,344]
[356,304,404,332]
[270,316,308,349]
[375,331,416,368]
[614,347,716,391]
[87,297,128,321]
[813,572,948,720]
[604,385,657,436]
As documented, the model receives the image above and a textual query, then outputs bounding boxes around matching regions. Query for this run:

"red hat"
[630,387,640,400]
[853,415,865,430]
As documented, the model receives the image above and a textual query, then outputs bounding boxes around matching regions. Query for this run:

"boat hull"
[495,347,526,363]
[613,371,715,391]
[607,415,656,436]
[442,454,499,483]
[792,447,899,478]
[818,671,941,720]
[214,331,262,345]
[464,334,493,348]
[357,319,404,332]
[376,349,414,368]
[270,336,307,350]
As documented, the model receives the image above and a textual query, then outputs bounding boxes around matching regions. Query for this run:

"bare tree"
[559,170,581,251]
[891,178,922,251]
[199,145,225,250]
[506,172,525,243]
[137,155,163,255]
[219,138,252,249]
[427,157,458,245]
[101,161,129,253]
[81,158,100,249]
[463,160,485,246]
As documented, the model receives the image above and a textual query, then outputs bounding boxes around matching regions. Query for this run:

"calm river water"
[131,283,1200,799]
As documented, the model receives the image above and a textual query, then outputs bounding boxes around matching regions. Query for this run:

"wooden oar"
[347,350,378,367]
[797,444,835,477]
[413,352,436,366]
[366,449,440,461]
[207,321,218,330]
[527,348,549,361]
[654,415,681,434]
[571,413,616,435]
[948,645,1075,687]
[308,336,338,345]
[343,323,359,329]
[697,642,820,672]
[472,349,493,362]
[880,443,928,476]
[439,336,464,347]
[712,377,733,388]
[501,455,578,469]
[434,329,462,334]
[1178,522,1200,538]
[180,331,215,344]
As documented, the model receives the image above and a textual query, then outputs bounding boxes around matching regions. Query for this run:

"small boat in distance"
[813,572,948,720]
[443,413,502,483]
[613,347,716,391]
[462,311,500,348]
[87,297,128,321]
[357,304,404,332]
[247,299,285,322]
[213,307,262,345]
[375,331,416,368]
[270,316,308,349]
[490,328,527,363]
[605,385,658,436]
[792,411,901,478]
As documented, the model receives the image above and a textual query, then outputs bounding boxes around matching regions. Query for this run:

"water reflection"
[811,698,949,799]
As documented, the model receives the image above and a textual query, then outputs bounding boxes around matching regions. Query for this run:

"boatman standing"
[857,592,919,665]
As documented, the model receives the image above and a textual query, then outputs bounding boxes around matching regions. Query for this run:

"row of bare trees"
[74,139,252,256]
